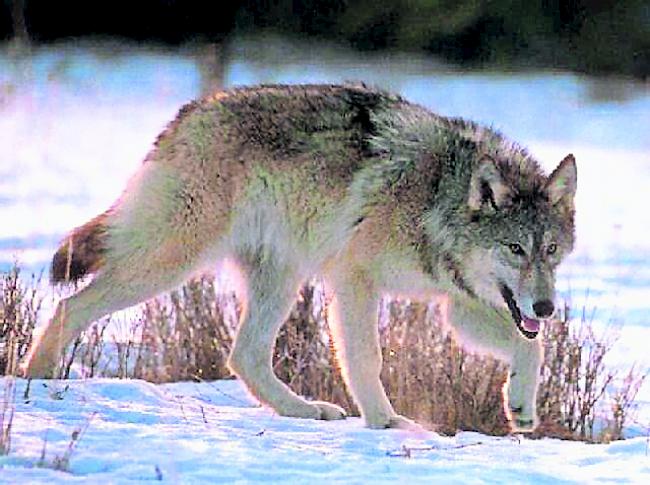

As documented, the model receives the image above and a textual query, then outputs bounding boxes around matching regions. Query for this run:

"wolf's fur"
[23,84,577,431]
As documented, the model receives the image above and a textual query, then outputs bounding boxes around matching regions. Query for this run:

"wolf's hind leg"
[22,264,190,378]
[227,258,345,420]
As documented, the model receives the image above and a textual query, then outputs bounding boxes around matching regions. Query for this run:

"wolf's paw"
[364,410,395,429]
[311,401,347,420]
[509,407,537,433]
[277,399,346,420]
[366,413,427,432]
[388,415,428,432]
[512,419,535,434]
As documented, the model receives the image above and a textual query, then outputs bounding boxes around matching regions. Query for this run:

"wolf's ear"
[546,154,577,208]
[468,155,509,211]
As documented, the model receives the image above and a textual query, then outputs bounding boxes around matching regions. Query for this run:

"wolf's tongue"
[522,316,541,333]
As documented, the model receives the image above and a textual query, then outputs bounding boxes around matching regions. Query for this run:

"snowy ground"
[1,378,649,484]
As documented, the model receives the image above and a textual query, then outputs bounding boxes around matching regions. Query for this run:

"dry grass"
[130,277,237,383]
[34,411,96,472]
[1,264,42,454]
[380,300,511,435]
[273,284,357,414]
[58,317,111,379]
[0,264,41,375]
[1,261,647,442]
[537,303,648,442]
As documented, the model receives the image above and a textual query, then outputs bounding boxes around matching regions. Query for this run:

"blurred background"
[0,1,648,399]
[1,0,648,76]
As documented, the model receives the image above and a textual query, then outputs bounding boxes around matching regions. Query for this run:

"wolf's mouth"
[498,283,540,340]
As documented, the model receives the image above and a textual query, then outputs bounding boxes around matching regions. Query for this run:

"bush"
[2,261,646,442]
[130,277,237,383]
[537,304,647,442]
[0,264,41,375]
[0,263,42,455]
[380,300,510,435]
[273,283,357,414]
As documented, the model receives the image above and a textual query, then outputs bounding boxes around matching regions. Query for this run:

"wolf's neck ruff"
[415,229,477,300]
[442,253,477,299]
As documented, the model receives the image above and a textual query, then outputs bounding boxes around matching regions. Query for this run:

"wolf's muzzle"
[498,283,540,340]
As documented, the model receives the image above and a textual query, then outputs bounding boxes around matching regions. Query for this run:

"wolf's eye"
[547,243,557,255]
[508,243,525,256]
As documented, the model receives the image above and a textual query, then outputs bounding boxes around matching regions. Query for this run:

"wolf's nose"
[533,300,554,318]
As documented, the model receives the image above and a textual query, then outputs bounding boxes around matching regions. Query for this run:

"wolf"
[22,83,576,432]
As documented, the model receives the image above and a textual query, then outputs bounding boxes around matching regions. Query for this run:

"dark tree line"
[1,1,647,78]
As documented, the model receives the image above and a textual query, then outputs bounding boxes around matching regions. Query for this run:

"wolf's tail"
[50,212,109,285]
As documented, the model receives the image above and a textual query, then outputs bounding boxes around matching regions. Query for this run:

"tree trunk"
[11,0,29,43]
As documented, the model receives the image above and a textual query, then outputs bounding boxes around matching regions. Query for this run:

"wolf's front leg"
[449,295,542,432]
[327,268,419,430]
[227,259,345,421]
[507,336,543,431]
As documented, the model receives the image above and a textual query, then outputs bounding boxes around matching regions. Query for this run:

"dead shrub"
[273,284,357,414]
[0,262,42,455]
[379,299,511,435]
[0,264,41,375]
[2,260,646,442]
[58,317,111,379]
[537,303,647,442]
[131,277,237,383]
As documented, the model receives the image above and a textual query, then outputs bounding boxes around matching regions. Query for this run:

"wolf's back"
[50,212,109,284]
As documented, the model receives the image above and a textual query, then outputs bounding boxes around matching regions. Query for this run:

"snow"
[1,378,648,484]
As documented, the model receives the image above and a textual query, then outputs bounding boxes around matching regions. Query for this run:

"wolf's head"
[463,154,577,339]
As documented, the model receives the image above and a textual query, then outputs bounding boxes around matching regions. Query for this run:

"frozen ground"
[1,378,649,484]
